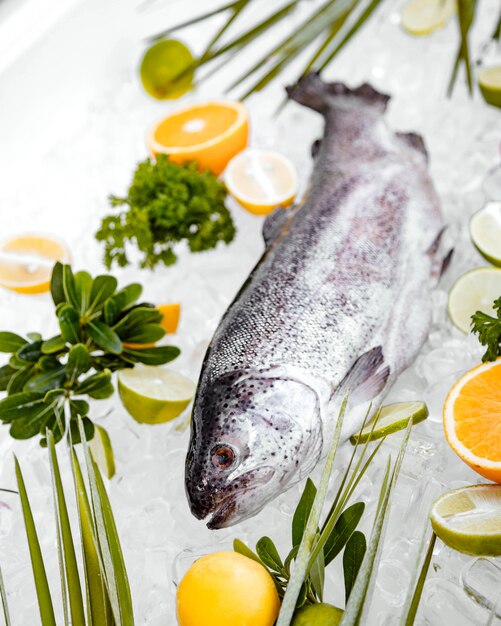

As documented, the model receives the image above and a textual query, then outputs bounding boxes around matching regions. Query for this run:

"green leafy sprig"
[471,296,501,362]
[96,156,236,270]
[0,262,180,446]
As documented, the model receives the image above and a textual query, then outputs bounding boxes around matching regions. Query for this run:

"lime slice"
[140,39,194,100]
[478,66,501,109]
[118,366,195,424]
[447,267,501,333]
[89,425,116,479]
[292,603,344,625]
[401,0,455,36]
[430,485,501,556]
[470,202,501,267]
[350,401,428,445]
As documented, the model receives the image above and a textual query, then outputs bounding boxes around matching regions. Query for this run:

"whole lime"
[292,603,344,626]
[140,39,194,100]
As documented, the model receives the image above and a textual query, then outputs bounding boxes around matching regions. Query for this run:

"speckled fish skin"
[185,73,443,529]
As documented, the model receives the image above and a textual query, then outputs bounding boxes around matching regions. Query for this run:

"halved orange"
[443,359,501,483]
[147,101,249,175]
[0,233,71,294]
[123,302,180,349]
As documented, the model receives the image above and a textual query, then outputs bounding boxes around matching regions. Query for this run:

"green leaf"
[58,305,81,344]
[70,399,90,417]
[122,324,165,344]
[41,335,67,355]
[51,262,66,306]
[292,478,317,547]
[40,407,66,447]
[114,306,162,337]
[10,403,56,439]
[233,539,265,566]
[256,537,284,573]
[111,284,142,312]
[63,265,80,310]
[67,344,91,382]
[74,271,93,314]
[0,332,26,353]
[7,364,35,395]
[343,530,366,603]
[87,321,122,355]
[79,419,135,626]
[27,332,42,342]
[47,430,86,626]
[309,536,325,602]
[0,364,16,391]
[25,367,66,394]
[75,370,112,395]
[17,341,42,362]
[0,561,11,626]
[122,345,179,366]
[89,276,118,314]
[324,501,365,566]
[402,532,436,626]
[71,451,114,626]
[0,392,45,423]
[70,416,95,444]
[14,456,57,626]
[103,299,119,327]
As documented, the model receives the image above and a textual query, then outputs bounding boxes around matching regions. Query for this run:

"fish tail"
[286,72,390,114]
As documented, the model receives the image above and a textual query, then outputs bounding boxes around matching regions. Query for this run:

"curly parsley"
[471,296,501,361]
[96,156,236,269]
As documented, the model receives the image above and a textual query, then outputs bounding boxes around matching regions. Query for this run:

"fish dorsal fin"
[335,346,390,405]
[397,132,428,161]
[263,206,289,247]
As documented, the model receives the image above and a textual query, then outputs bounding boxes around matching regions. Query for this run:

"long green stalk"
[402,532,436,626]
[0,562,11,626]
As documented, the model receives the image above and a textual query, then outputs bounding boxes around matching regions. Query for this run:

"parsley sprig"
[96,156,236,269]
[0,262,179,446]
[471,296,501,362]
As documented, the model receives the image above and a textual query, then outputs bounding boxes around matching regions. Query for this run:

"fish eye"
[211,444,236,470]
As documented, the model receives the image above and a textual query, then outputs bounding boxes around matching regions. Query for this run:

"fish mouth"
[205,467,276,530]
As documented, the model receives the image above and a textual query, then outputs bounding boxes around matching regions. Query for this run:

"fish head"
[185,369,323,529]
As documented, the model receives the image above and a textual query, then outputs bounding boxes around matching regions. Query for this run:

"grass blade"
[14,456,57,626]
[79,419,134,626]
[200,0,251,63]
[276,398,347,626]
[402,532,436,626]
[0,562,11,626]
[72,451,113,626]
[47,431,86,626]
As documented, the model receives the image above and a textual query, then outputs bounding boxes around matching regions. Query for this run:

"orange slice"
[0,233,70,294]
[123,302,180,349]
[147,101,249,175]
[443,359,501,483]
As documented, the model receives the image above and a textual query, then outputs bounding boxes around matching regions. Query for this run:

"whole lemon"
[292,603,344,625]
[176,551,280,626]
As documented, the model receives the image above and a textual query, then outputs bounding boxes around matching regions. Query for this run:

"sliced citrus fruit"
[224,148,299,216]
[478,66,501,109]
[118,365,195,424]
[123,302,180,349]
[401,0,456,36]
[430,485,501,556]
[447,267,501,333]
[0,233,70,294]
[147,100,249,175]
[350,401,428,445]
[470,202,501,267]
[443,359,501,483]
[140,39,194,100]
[89,425,116,479]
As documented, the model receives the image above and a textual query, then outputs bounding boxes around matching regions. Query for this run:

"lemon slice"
[140,39,194,100]
[118,366,195,424]
[447,267,501,333]
[478,66,501,109]
[350,401,428,445]
[0,233,71,294]
[470,202,501,267]
[89,425,116,479]
[401,0,456,36]
[430,485,501,556]
[224,149,299,216]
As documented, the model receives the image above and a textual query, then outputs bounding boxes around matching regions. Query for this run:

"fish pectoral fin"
[262,206,289,246]
[397,131,428,161]
[427,227,454,280]
[335,347,390,405]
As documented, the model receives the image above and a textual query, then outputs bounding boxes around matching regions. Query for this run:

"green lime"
[470,202,501,267]
[350,401,428,445]
[292,603,344,626]
[118,365,195,424]
[447,267,501,333]
[430,485,501,556]
[89,424,116,479]
[478,66,501,109]
[140,39,194,100]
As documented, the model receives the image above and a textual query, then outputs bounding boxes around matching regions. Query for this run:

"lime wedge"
[401,0,455,36]
[350,401,428,445]
[89,425,116,479]
[470,203,501,267]
[292,603,344,625]
[118,366,195,424]
[447,267,501,333]
[478,66,501,109]
[140,39,194,100]
[430,485,501,556]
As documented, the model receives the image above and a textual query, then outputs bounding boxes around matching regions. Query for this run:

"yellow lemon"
[176,551,280,626]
